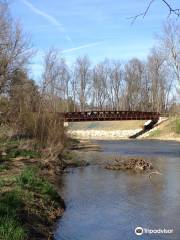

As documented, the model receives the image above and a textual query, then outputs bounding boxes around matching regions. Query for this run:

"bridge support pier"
[129,118,159,139]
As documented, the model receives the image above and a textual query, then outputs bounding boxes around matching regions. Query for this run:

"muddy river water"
[55,140,180,240]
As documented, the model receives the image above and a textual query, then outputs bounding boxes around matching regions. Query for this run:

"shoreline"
[67,117,180,142]
[68,133,180,142]
[0,138,66,240]
[142,136,180,142]
[1,123,180,239]
[67,129,141,140]
[0,136,96,240]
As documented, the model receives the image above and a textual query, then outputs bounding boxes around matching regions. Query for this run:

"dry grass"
[145,117,180,140]
[68,120,145,131]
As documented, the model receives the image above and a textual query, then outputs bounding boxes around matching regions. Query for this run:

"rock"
[67,129,142,140]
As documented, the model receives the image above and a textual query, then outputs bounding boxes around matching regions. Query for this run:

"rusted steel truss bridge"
[62,111,160,122]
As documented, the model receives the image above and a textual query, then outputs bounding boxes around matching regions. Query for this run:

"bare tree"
[41,49,63,112]
[8,68,39,127]
[58,58,70,111]
[92,60,109,110]
[146,49,170,112]
[109,61,124,110]
[0,1,32,94]
[124,58,144,111]
[130,0,180,23]
[74,56,91,111]
[70,69,78,111]
[158,20,180,96]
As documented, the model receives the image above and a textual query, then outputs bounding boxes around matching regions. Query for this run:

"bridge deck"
[62,111,160,122]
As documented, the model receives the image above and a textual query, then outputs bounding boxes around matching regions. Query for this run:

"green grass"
[0,179,5,187]
[0,163,9,171]
[0,190,24,217]
[7,149,40,159]
[174,118,180,134]
[0,138,40,162]
[0,191,27,240]
[64,138,80,148]
[16,167,60,202]
[2,139,20,146]
[0,167,61,240]
[0,139,20,149]
[148,129,161,137]
[0,217,26,240]
[62,151,76,160]
[0,149,40,162]
[0,136,62,239]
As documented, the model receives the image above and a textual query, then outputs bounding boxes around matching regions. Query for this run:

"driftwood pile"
[105,157,153,171]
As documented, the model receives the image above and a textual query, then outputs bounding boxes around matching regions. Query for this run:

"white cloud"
[20,0,71,41]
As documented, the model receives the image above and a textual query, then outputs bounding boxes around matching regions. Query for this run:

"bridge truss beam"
[62,111,160,122]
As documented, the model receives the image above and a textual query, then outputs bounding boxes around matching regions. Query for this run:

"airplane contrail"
[20,0,72,41]
[61,42,103,53]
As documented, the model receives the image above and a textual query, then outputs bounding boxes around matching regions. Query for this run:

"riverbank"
[67,120,144,140]
[140,117,180,141]
[1,117,180,239]
[0,136,67,240]
[67,117,180,141]
[0,133,91,240]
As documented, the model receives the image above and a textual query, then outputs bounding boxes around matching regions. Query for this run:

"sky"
[9,0,180,81]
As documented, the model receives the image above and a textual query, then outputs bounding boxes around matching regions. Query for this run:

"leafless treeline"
[0,1,36,113]
[0,1,65,146]
[40,0,180,115]
[0,0,180,119]
[42,19,180,113]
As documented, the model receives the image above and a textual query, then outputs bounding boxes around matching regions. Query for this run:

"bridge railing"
[62,111,161,122]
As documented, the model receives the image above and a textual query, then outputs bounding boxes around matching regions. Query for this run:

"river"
[54,140,180,240]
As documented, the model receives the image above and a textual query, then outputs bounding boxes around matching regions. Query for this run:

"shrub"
[15,111,36,139]
[12,110,65,148]
[34,112,65,147]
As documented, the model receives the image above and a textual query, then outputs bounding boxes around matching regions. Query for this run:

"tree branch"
[162,0,180,17]
[129,0,180,24]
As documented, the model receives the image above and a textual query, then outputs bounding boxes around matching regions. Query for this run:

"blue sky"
[10,0,179,80]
